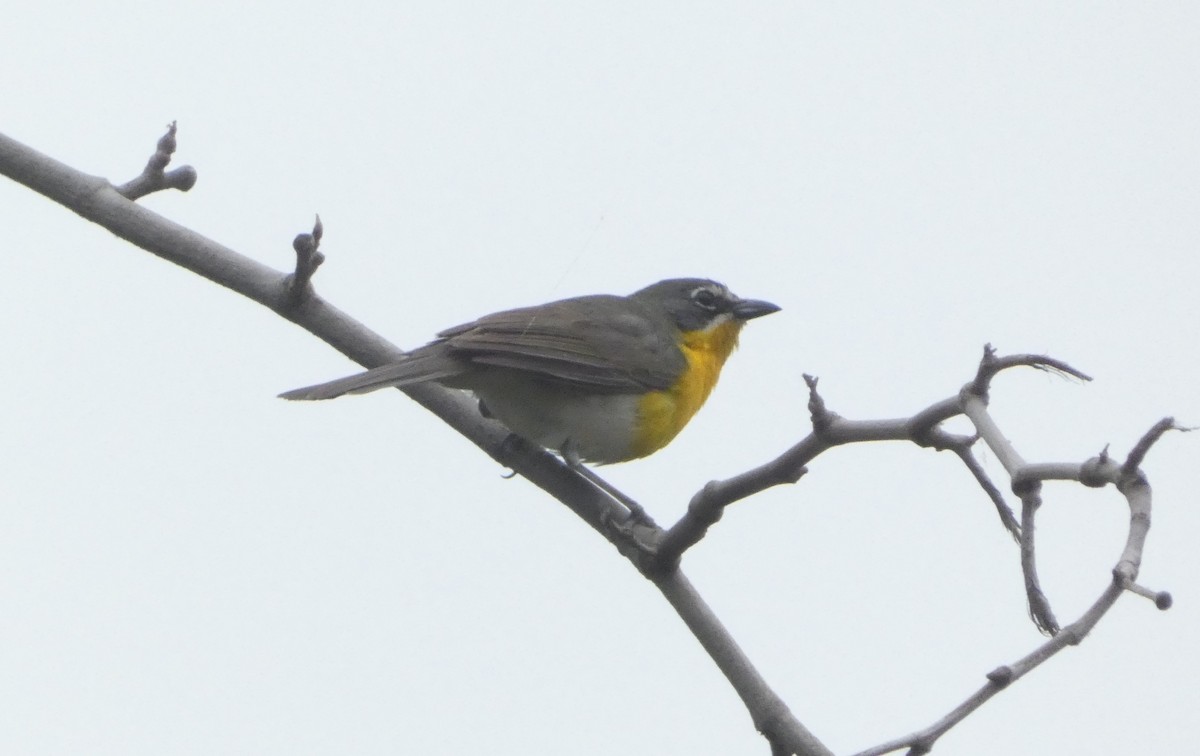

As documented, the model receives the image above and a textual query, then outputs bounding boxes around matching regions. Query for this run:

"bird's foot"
[560,442,654,527]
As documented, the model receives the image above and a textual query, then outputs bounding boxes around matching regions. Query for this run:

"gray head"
[629,278,780,333]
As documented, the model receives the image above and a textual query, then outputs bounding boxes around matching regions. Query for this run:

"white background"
[1,3,1196,754]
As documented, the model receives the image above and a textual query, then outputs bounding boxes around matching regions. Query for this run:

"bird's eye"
[691,288,720,310]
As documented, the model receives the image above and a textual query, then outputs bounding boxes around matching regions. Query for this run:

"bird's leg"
[560,441,653,527]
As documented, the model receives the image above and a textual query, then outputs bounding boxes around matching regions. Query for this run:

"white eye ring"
[691,287,720,310]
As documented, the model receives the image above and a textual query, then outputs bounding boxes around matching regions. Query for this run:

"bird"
[280,278,779,467]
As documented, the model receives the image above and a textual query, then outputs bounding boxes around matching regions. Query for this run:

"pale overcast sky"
[2,3,1197,754]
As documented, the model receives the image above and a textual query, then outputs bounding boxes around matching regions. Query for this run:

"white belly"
[471,382,640,464]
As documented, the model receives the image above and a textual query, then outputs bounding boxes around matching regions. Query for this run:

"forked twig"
[114,122,198,200]
[286,215,325,304]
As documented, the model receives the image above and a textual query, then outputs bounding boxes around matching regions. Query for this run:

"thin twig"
[969,343,1092,397]
[1122,416,1183,477]
[114,122,198,200]
[286,214,325,304]
[1018,488,1059,634]
[947,441,1021,541]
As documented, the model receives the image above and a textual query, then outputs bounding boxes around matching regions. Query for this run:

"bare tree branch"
[852,418,1176,756]
[0,127,1179,756]
[0,127,830,756]
[657,571,833,756]
[960,379,1060,632]
[658,374,1026,566]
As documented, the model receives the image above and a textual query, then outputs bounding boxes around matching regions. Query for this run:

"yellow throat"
[629,319,744,459]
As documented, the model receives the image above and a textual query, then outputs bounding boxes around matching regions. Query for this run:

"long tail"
[279,352,462,401]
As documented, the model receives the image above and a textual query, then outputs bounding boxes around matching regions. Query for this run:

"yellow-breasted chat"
[280,278,779,466]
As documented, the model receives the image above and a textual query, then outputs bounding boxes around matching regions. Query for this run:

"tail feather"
[279,353,462,401]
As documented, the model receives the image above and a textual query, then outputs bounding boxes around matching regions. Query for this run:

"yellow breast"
[628,319,744,459]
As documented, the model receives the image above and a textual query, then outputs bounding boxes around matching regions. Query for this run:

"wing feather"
[436,295,684,391]
[279,350,463,400]
[282,292,688,400]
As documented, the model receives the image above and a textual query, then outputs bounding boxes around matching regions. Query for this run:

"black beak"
[731,297,781,320]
